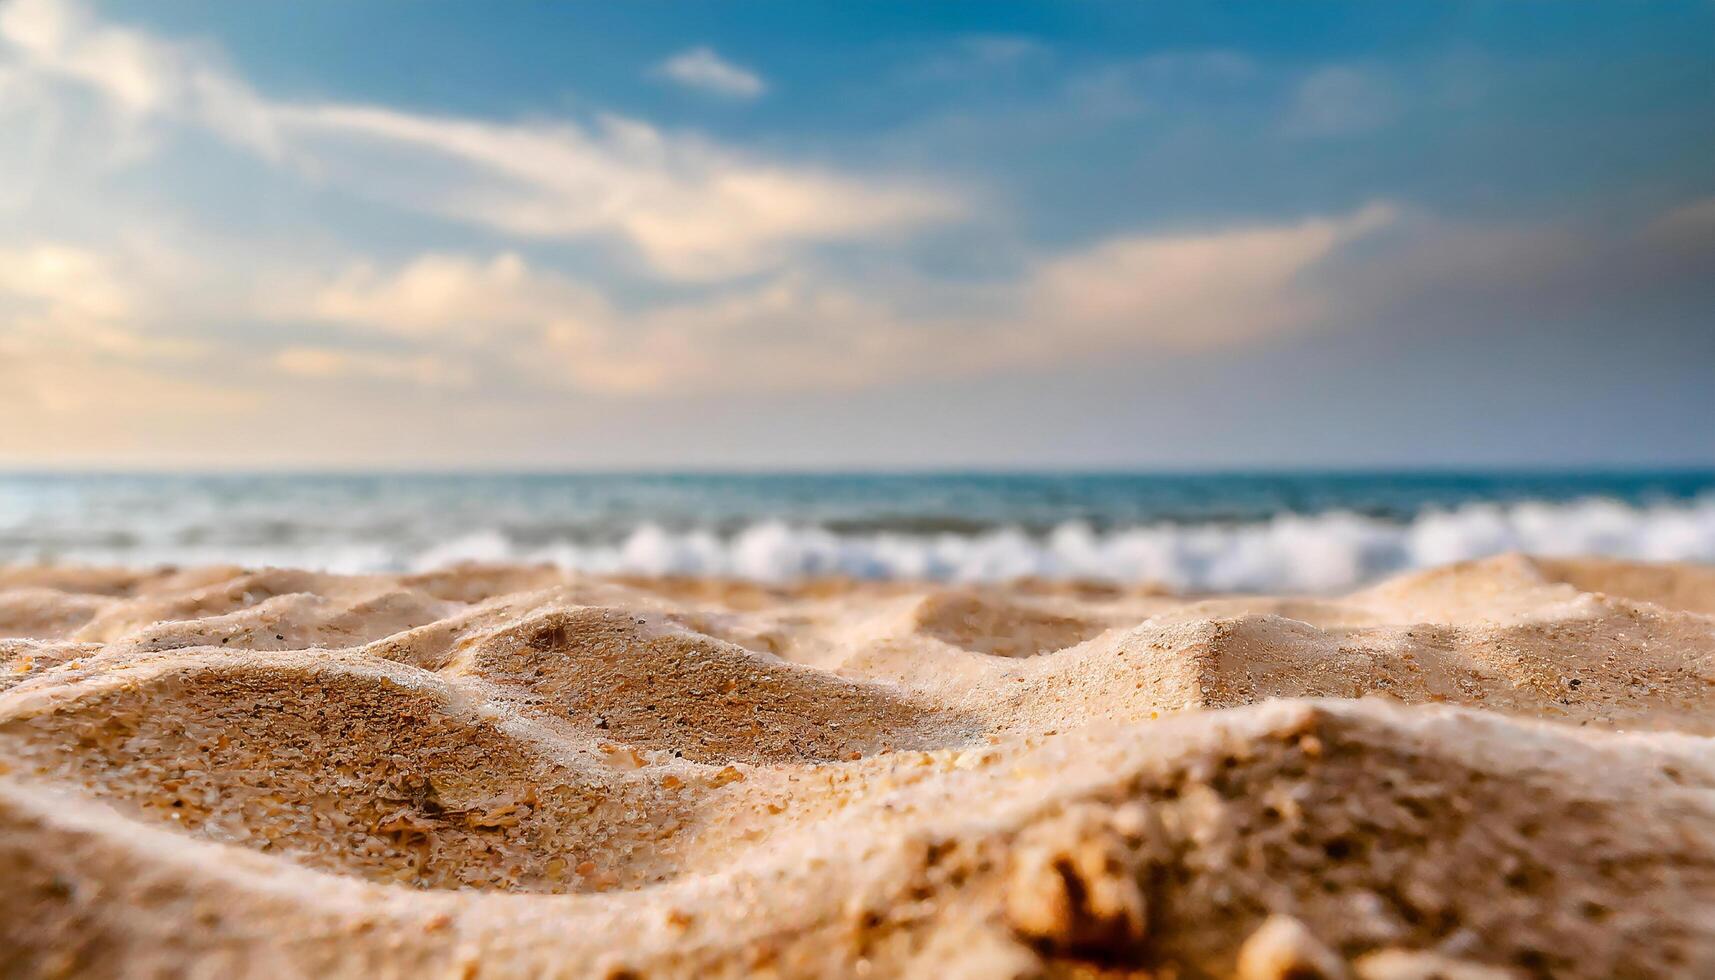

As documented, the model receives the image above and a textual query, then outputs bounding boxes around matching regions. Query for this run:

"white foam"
[411,495,1715,592]
[11,494,1715,592]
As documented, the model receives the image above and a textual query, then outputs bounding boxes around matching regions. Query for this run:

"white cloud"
[1023,202,1398,352]
[308,252,606,337]
[276,104,960,279]
[0,243,132,323]
[655,46,765,99]
[0,242,204,359]
[0,0,959,280]
[303,250,934,394]
[298,203,1398,397]
[0,2,1406,406]
[0,0,279,155]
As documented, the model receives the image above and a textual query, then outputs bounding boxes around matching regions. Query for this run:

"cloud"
[274,346,474,388]
[655,46,765,98]
[0,0,278,156]
[301,251,742,394]
[303,252,675,394]
[1064,49,1256,117]
[1,0,960,280]
[0,349,254,434]
[303,250,937,394]
[297,203,1399,397]
[604,201,1397,389]
[1646,196,1715,250]
[0,242,206,360]
[910,34,1049,82]
[277,104,961,279]
[0,0,1705,468]
[0,243,132,324]
[1282,65,1396,137]
[307,252,606,337]
[1023,202,1398,352]
[0,242,248,430]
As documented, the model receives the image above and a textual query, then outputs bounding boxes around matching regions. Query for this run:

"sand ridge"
[2,554,1714,977]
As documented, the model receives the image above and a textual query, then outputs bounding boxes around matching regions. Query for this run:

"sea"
[2,470,1713,593]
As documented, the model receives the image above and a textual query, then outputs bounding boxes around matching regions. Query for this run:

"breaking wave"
[402,495,1715,592]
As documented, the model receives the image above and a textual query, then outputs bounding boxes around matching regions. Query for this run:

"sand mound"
[2,555,1713,977]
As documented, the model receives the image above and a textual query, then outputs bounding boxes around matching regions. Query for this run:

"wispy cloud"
[1,0,959,280]
[0,0,279,155]
[297,203,1400,396]
[277,104,961,279]
[274,346,474,388]
[1023,202,1397,352]
[0,241,205,360]
[0,238,252,438]
[307,252,594,338]
[655,46,766,99]
[1282,65,1396,137]
[910,34,1049,82]
[2,0,1705,467]
[0,243,133,327]
[1064,49,1256,116]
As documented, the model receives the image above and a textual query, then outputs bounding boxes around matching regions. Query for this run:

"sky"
[0,0,1711,470]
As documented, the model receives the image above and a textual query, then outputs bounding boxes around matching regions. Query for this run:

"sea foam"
[409,495,1715,592]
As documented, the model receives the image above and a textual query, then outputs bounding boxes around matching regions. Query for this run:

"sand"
[2,554,1714,978]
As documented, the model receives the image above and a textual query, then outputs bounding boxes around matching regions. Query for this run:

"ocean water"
[2,471,1713,592]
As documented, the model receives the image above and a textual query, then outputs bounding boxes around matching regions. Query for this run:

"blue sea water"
[2,471,1712,591]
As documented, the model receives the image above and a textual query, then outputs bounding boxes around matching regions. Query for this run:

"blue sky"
[1,0,1711,468]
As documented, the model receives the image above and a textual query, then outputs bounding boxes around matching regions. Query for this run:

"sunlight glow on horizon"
[1,0,1711,468]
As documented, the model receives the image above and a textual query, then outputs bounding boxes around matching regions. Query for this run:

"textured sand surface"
[3,554,1715,978]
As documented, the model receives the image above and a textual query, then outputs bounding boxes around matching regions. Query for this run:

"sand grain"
[2,554,1713,977]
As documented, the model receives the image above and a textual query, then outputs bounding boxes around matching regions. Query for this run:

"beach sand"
[2,554,1713,977]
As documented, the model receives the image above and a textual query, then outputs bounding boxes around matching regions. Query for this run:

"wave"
[8,492,1714,592]
[395,495,1715,592]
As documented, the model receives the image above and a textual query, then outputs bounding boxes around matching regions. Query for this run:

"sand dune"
[2,555,1714,977]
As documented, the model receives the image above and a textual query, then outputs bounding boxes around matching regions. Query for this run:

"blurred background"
[2,0,1711,587]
